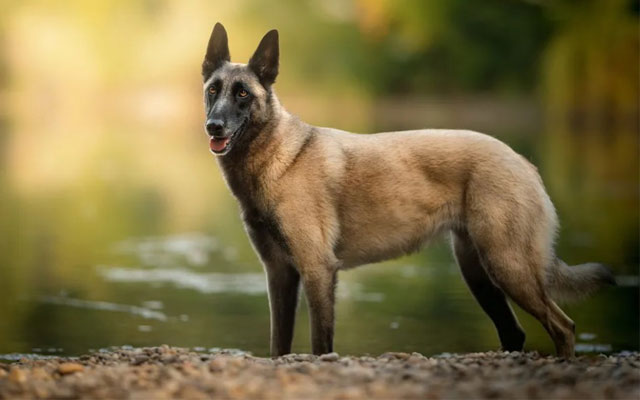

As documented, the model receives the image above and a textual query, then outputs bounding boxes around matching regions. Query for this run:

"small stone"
[9,367,27,383]
[161,355,177,364]
[31,367,51,381]
[381,352,411,360]
[294,354,316,362]
[294,363,319,374]
[132,356,149,366]
[34,386,50,398]
[319,352,339,362]
[209,358,226,372]
[58,362,84,375]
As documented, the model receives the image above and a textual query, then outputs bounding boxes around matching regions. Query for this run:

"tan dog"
[201,23,614,358]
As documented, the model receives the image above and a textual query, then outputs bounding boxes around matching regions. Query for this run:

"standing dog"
[201,23,614,358]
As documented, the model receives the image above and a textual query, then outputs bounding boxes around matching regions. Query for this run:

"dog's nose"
[206,119,224,136]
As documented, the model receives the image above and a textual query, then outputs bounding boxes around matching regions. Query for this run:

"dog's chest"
[240,202,291,258]
[222,166,290,257]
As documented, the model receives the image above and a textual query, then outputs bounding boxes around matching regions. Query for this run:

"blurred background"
[0,0,637,358]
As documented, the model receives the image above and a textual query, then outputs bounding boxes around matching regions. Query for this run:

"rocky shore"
[0,346,638,399]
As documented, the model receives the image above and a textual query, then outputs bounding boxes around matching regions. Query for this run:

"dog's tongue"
[209,137,230,152]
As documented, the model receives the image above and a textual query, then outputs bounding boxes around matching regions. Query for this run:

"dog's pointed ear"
[202,23,230,81]
[249,29,279,88]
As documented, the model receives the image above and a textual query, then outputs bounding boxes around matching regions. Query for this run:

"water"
[1,236,637,357]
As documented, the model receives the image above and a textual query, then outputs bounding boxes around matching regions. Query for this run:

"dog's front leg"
[301,268,337,355]
[266,263,300,357]
[271,195,339,355]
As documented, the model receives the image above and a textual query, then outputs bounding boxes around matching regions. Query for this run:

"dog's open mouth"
[209,135,232,153]
[208,120,247,155]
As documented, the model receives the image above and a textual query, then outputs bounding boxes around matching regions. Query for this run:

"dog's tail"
[546,259,616,303]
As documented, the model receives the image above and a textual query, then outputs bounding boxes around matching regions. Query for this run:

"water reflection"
[99,267,267,295]
[38,295,168,321]
[112,233,223,268]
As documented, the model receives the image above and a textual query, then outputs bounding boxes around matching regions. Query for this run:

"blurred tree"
[354,0,551,94]
[540,0,639,133]
[538,0,639,272]
[242,0,551,95]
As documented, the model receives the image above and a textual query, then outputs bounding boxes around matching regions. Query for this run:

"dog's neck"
[217,92,313,208]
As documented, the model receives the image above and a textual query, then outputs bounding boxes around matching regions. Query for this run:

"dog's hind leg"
[452,230,525,351]
[476,243,576,358]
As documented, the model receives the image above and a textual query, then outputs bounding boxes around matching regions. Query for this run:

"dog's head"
[202,23,279,156]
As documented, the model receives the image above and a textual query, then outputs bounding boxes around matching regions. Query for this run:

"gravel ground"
[0,346,638,399]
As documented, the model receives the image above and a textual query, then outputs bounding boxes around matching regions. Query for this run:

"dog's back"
[271,127,543,267]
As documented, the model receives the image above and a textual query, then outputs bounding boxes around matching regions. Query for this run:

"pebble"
[132,356,149,366]
[8,368,27,384]
[319,352,340,362]
[381,352,411,360]
[58,362,84,375]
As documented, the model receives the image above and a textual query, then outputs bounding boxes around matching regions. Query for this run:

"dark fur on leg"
[453,230,526,351]
[267,264,300,356]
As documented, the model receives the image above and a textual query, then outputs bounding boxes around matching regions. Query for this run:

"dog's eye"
[238,89,248,98]
[208,87,216,95]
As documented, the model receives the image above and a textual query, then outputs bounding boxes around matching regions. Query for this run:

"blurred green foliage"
[239,0,551,94]
[345,0,551,94]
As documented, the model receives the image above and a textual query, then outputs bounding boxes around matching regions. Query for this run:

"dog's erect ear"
[202,23,230,80]
[248,29,279,88]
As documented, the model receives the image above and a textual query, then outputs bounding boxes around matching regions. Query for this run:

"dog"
[201,23,614,358]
